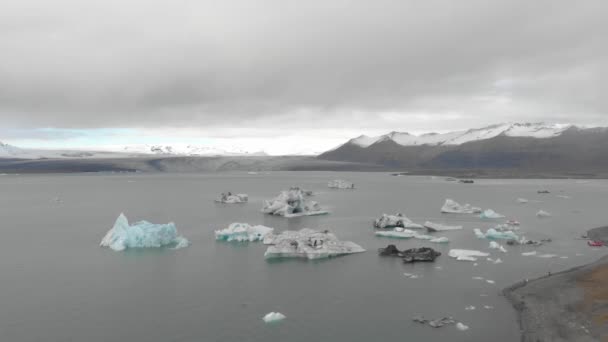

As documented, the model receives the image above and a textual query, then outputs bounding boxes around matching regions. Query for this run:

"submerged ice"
[262,187,329,218]
[215,223,274,242]
[100,213,189,251]
[263,228,365,260]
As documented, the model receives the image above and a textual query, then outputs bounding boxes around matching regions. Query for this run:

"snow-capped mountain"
[347,123,574,148]
[121,144,268,156]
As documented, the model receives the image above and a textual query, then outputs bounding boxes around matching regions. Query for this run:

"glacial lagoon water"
[0,172,607,342]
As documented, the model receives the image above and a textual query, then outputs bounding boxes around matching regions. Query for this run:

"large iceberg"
[215,223,274,242]
[262,187,329,218]
[474,228,519,241]
[263,228,365,260]
[373,213,423,229]
[328,179,355,189]
[448,249,490,261]
[441,199,482,214]
[215,192,248,204]
[479,209,505,219]
[100,213,189,251]
[424,221,463,232]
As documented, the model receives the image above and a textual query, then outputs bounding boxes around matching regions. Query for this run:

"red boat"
[588,240,604,247]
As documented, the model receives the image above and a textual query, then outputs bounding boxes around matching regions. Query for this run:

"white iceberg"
[430,237,450,244]
[373,213,424,229]
[328,179,355,189]
[521,251,537,256]
[456,322,469,331]
[375,229,449,243]
[474,228,519,241]
[215,193,248,204]
[263,228,365,260]
[262,312,286,323]
[424,221,463,232]
[100,213,189,251]
[536,210,551,218]
[487,257,503,264]
[516,198,529,204]
[262,187,329,218]
[215,223,274,242]
[489,241,507,253]
[479,209,505,219]
[538,253,557,258]
[448,249,490,261]
[441,199,482,214]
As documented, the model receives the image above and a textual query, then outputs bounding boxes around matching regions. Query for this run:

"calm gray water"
[0,172,607,342]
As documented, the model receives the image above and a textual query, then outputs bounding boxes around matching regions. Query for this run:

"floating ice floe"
[262,312,286,323]
[521,251,537,256]
[488,241,507,253]
[328,179,355,189]
[373,213,423,229]
[424,221,463,232]
[516,198,529,204]
[403,272,421,279]
[537,253,557,258]
[441,199,482,214]
[486,279,495,284]
[472,276,485,280]
[479,209,505,219]
[536,210,552,218]
[556,195,571,199]
[456,322,469,331]
[483,305,494,310]
[263,228,365,260]
[100,213,189,251]
[375,229,449,243]
[262,187,329,218]
[465,306,476,311]
[215,223,273,242]
[448,249,490,261]
[474,228,519,241]
[215,193,248,204]
[487,257,503,264]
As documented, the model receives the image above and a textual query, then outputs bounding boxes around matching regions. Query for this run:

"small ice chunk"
[328,179,355,189]
[536,210,552,218]
[449,249,490,261]
[489,241,507,253]
[456,322,469,331]
[441,199,482,214]
[493,258,503,264]
[560,256,569,259]
[484,305,494,309]
[430,236,450,244]
[473,276,485,280]
[403,272,421,279]
[465,306,476,311]
[215,193,248,204]
[522,251,537,256]
[538,253,557,258]
[215,223,274,242]
[262,312,286,323]
[424,221,463,232]
[479,209,505,219]
[516,198,529,204]
[100,213,189,251]
[486,279,495,284]
[374,213,423,229]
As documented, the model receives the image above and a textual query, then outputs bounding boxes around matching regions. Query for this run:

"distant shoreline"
[503,251,608,341]
[1,156,608,178]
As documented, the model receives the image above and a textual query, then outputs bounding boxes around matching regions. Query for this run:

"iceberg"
[327,179,355,189]
[441,199,482,214]
[263,228,365,260]
[215,192,248,204]
[262,312,286,323]
[100,213,189,251]
[262,187,329,218]
[373,213,423,229]
[456,322,469,331]
[215,223,274,242]
[474,228,519,241]
[430,236,450,243]
[424,221,463,232]
[448,249,490,261]
[489,241,507,253]
[516,198,529,204]
[536,210,551,218]
[522,251,537,256]
[375,229,449,243]
[479,209,505,219]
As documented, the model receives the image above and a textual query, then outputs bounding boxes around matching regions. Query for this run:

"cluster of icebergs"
[328,179,355,189]
[100,213,189,251]
[262,187,328,218]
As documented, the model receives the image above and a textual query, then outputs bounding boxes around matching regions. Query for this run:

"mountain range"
[319,123,608,174]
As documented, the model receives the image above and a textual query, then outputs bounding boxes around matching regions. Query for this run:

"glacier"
[262,187,329,218]
[215,223,274,242]
[479,209,505,219]
[373,213,423,229]
[263,228,365,260]
[328,179,355,189]
[215,193,248,204]
[424,221,463,232]
[441,199,482,214]
[100,213,189,251]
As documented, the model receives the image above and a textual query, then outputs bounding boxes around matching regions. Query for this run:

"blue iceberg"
[100,213,189,251]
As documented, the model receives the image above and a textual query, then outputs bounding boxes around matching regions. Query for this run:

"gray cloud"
[0,0,607,132]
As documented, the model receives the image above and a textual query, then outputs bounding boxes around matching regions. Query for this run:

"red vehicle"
[588,240,604,247]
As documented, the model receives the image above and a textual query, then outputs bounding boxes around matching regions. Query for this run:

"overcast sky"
[1,0,607,154]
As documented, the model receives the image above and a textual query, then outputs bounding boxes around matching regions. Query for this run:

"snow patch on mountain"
[121,144,268,156]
